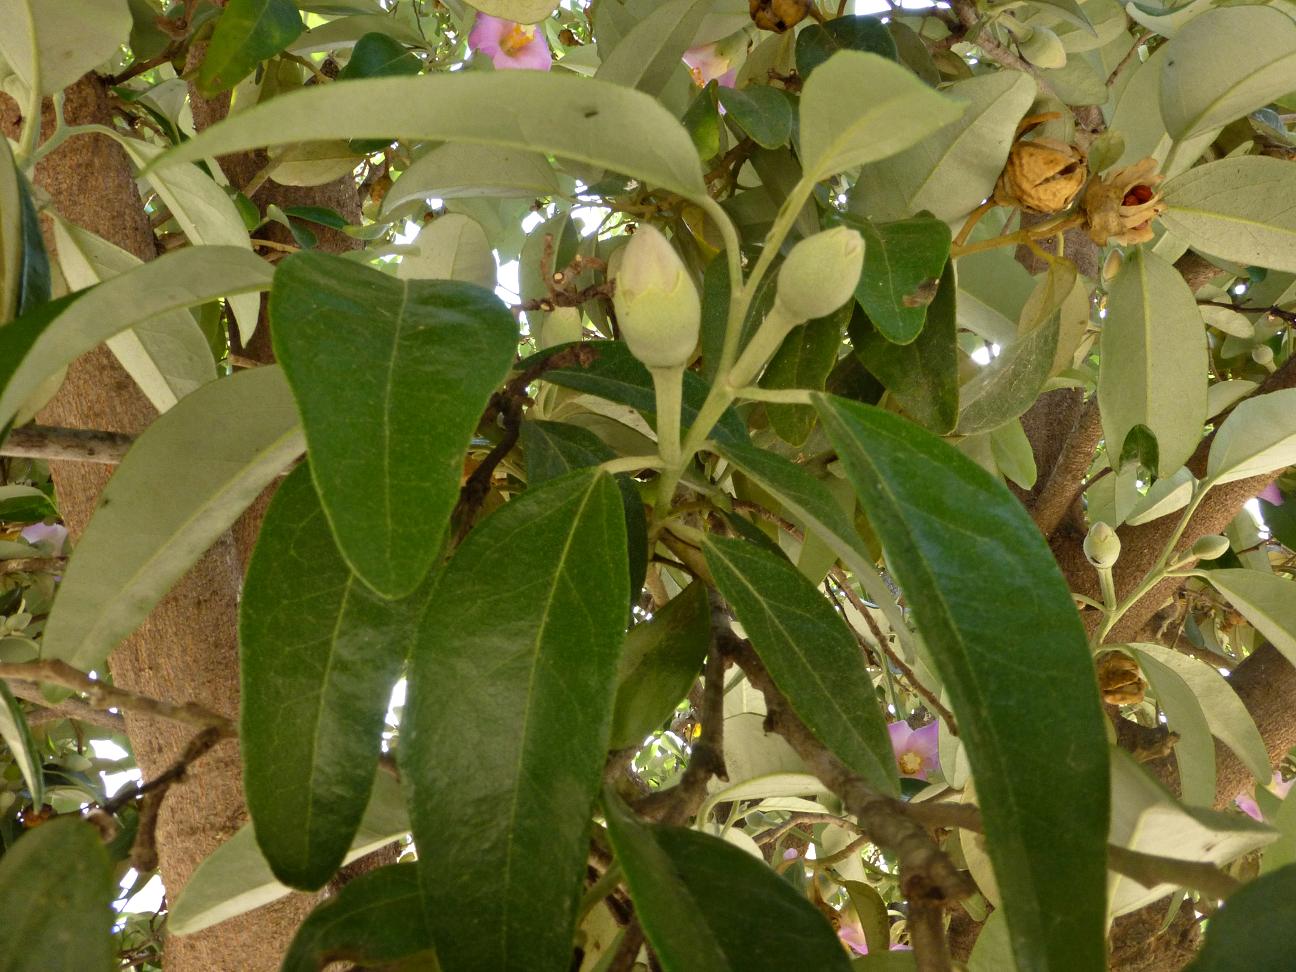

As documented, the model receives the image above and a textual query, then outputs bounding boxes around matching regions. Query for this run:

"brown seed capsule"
[1097,652,1146,706]
[750,0,812,32]
[1082,157,1165,246]
[993,136,1088,214]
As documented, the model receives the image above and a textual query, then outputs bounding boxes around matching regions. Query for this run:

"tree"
[0,0,1295,969]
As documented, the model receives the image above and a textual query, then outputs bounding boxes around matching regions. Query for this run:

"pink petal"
[504,34,552,71]
[467,14,508,53]
[887,720,913,755]
[1236,794,1263,821]
[1272,773,1294,800]
[911,721,941,765]
[837,925,869,956]
[21,522,67,554]
[1257,483,1284,506]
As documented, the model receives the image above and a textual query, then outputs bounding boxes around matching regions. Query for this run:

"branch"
[1,424,135,464]
[1031,398,1103,539]
[720,630,973,906]
[0,557,65,576]
[6,679,126,731]
[948,0,1060,101]
[0,660,235,735]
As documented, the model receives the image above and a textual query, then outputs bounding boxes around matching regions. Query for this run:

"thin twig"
[6,680,126,731]
[0,660,235,735]
[1197,299,1296,325]
[0,557,65,575]
[1106,32,1149,88]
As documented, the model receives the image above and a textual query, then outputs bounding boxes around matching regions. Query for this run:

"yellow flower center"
[898,751,924,776]
[501,24,536,56]
[689,66,705,87]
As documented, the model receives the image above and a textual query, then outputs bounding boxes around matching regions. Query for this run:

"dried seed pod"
[1082,157,1166,246]
[1097,652,1146,706]
[994,135,1088,214]
[750,0,812,32]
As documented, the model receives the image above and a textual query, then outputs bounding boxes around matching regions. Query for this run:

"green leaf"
[844,214,951,345]
[684,83,722,160]
[382,143,559,213]
[989,418,1037,491]
[241,465,424,890]
[1161,157,1296,274]
[759,304,848,446]
[795,15,897,80]
[704,534,898,794]
[716,86,793,150]
[401,470,628,972]
[169,772,409,935]
[610,580,711,749]
[0,135,21,323]
[0,817,113,972]
[1133,648,1217,805]
[1160,6,1296,141]
[197,0,305,95]
[464,0,557,23]
[812,394,1109,972]
[957,263,1065,436]
[0,0,131,97]
[50,216,216,413]
[1186,864,1296,971]
[336,31,421,80]
[1098,247,1207,477]
[396,214,496,288]
[539,341,749,446]
[850,71,1036,223]
[850,262,958,433]
[281,863,434,972]
[1207,388,1296,485]
[269,251,517,599]
[40,368,304,675]
[0,484,56,523]
[595,0,711,97]
[1130,643,1269,784]
[799,51,966,181]
[12,168,50,320]
[0,681,42,806]
[152,73,708,204]
[519,419,649,608]
[1199,569,1296,668]
[603,792,854,972]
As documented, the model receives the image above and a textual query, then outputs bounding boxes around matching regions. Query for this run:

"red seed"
[1122,184,1155,206]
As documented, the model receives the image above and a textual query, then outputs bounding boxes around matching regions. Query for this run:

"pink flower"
[1257,483,1284,506]
[468,15,551,72]
[888,721,940,780]
[837,922,870,956]
[21,522,66,555]
[1237,772,1294,821]
[683,44,736,88]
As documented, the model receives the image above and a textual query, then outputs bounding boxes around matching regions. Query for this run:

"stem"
[650,365,684,475]
[575,863,623,925]
[726,301,801,391]
[13,0,42,168]
[732,386,813,405]
[599,455,666,475]
[1096,482,1211,644]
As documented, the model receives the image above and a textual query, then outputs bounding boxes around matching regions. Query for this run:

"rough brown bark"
[2,78,316,970]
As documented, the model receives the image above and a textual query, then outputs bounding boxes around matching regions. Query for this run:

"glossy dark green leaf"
[796,15,897,79]
[1186,865,1296,970]
[281,863,435,972]
[15,171,50,318]
[401,470,628,972]
[700,256,780,387]
[1259,490,1296,551]
[126,0,170,60]
[336,32,422,80]
[270,251,517,598]
[197,0,304,96]
[812,394,1109,972]
[0,682,42,806]
[759,305,848,447]
[0,485,56,523]
[704,534,897,794]
[603,792,853,972]
[717,86,793,149]
[840,213,950,345]
[684,83,722,160]
[241,464,424,890]
[0,817,114,972]
[520,419,648,607]
[610,580,711,749]
[540,341,748,446]
[850,262,957,433]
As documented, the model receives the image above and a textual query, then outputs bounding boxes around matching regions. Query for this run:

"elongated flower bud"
[612,225,700,370]
[1084,521,1121,570]
[536,307,583,350]
[775,226,864,323]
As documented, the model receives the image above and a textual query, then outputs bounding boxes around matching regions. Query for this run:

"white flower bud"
[1191,535,1231,561]
[536,306,583,350]
[1084,521,1121,570]
[1252,345,1275,367]
[775,227,864,323]
[1019,26,1067,70]
[612,225,701,370]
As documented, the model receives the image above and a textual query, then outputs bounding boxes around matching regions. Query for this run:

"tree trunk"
[2,77,315,970]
